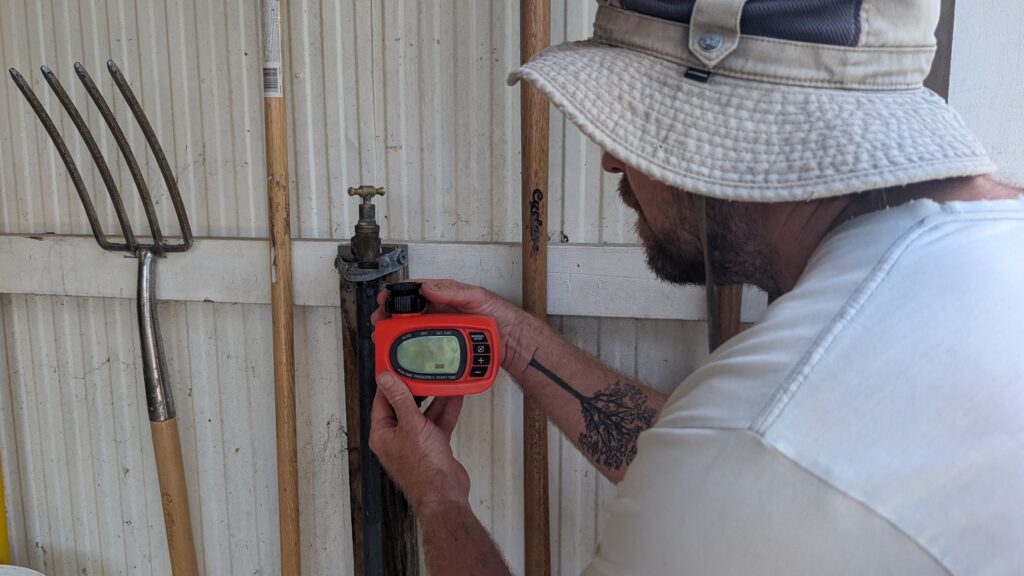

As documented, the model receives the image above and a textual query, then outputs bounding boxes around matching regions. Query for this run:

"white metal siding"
[0,0,633,246]
[0,295,705,575]
[1,1,1022,576]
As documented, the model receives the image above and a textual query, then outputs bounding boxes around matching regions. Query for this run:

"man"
[370,0,1024,574]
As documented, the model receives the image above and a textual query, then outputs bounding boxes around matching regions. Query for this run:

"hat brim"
[509,40,995,202]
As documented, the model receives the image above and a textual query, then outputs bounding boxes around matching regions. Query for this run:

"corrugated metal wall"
[0,294,705,575]
[0,1,696,574]
[2,1,1022,575]
[0,0,629,244]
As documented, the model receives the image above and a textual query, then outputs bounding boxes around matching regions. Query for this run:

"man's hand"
[372,279,540,376]
[369,371,470,512]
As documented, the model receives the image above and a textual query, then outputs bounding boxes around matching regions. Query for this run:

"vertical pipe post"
[356,279,384,576]
[520,0,552,574]
[925,0,957,100]
[340,261,419,576]
[339,189,419,575]
[715,285,743,349]
[261,2,301,574]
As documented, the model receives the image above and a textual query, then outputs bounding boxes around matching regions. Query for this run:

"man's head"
[509,0,993,211]
[509,0,997,302]
[611,146,1021,299]
[609,153,775,293]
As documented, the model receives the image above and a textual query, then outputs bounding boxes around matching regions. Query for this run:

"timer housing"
[374,283,500,396]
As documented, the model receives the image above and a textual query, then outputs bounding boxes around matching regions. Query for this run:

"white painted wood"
[0,297,27,566]
[82,296,131,574]
[949,2,1024,185]
[486,372,526,576]
[51,296,103,575]
[29,296,80,576]
[0,235,769,323]
[242,303,281,572]
[4,297,50,572]
[215,304,261,575]
[293,306,352,573]
[184,300,232,576]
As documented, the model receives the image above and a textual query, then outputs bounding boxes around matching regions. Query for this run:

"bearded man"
[368,0,1024,574]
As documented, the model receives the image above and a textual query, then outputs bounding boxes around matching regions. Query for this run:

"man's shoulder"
[651,198,1024,575]
[663,197,1024,431]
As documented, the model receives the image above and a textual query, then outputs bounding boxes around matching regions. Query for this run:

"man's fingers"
[424,396,453,424]
[377,372,424,424]
[370,387,396,430]
[439,396,464,437]
[420,279,485,311]
[425,396,464,438]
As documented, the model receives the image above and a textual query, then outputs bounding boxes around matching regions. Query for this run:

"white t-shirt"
[586,199,1024,575]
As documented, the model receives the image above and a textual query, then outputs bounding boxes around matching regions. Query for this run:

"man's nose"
[602,151,626,174]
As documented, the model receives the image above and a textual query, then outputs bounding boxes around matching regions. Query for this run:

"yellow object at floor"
[0,460,8,564]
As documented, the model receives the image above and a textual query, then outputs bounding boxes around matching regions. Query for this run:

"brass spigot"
[348,186,385,268]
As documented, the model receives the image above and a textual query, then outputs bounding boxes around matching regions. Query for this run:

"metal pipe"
[357,278,384,576]
[338,186,418,575]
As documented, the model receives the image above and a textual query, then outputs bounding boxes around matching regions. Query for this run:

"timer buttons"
[469,331,492,378]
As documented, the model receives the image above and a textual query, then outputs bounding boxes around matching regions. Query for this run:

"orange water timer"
[374,282,500,396]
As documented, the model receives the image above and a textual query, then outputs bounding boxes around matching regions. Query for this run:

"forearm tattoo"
[528,352,656,470]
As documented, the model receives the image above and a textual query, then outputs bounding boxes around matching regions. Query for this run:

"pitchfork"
[9,61,199,576]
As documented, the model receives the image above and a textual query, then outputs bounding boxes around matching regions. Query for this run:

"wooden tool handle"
[521,0,552,574]
[261,2,301,574]
[150,418,199,576]
[716,284,743,345]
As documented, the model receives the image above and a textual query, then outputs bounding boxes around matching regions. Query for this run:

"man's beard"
[618,176,776,294]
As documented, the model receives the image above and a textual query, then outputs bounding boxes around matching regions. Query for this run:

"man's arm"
[418,501,512,576]
[370,372,512,576]
[375,279,668,483]
[503,311,667,482]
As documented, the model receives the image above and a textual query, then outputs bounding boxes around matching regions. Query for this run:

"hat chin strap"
[694,194,722,352]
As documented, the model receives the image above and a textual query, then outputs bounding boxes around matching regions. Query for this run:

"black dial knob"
[386,282,428,314]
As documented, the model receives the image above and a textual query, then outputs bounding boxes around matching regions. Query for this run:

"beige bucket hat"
[509,0,996,202]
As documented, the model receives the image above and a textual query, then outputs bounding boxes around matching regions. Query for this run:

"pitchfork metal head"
[8,59,193,255]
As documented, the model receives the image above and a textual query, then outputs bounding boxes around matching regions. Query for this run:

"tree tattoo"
[528,353,656,470]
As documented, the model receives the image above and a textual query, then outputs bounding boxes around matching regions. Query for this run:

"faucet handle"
[347,185,385,203]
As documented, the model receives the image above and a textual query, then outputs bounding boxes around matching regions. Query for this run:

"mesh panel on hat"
[620,0,863,47]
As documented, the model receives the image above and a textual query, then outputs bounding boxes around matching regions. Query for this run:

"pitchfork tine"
[107,60,192,252]
[7,67,126,251]
[40,65,137,251]
[73,62,167,252]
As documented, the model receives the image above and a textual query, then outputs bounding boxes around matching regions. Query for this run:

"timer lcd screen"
[395,335,462,375]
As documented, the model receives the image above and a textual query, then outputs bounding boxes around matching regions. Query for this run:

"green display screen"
[395,335,463,375]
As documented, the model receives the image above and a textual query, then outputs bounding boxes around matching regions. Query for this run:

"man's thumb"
[377,372,421,422]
